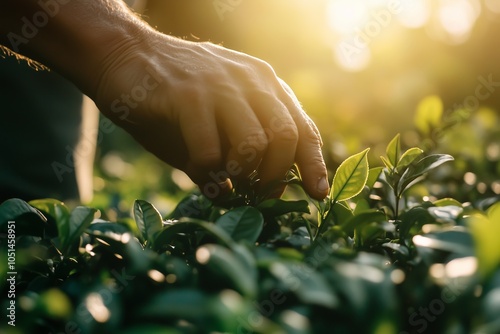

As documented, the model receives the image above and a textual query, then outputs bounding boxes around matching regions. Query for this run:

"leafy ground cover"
[2,94,500,334]
[1,130,499,334]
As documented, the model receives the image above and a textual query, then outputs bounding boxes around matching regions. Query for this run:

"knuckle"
[243,128,269,152]
[192,150,221,168]
[276,122,299,144]
[302,118,322,145]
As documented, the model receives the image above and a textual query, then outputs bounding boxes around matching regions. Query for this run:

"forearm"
[0,0,152,95]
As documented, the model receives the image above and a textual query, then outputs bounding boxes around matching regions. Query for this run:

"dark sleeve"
[0,56,84,203]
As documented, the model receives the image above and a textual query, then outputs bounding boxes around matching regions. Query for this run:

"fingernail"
[317,176,329,193]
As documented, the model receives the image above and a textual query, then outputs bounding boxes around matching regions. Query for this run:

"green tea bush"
[1,105,499,333]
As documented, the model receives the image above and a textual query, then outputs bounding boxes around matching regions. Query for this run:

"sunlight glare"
[86,293,110,323]
[437,0,479,43]
[485,0,500,13]
[334,41,371,72]
[397,0,430,28]
[327,0,369,35]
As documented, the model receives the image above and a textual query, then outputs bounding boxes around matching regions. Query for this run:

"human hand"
[94,32,329,200]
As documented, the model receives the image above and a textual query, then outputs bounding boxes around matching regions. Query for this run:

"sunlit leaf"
[367,167,384,189]
[380,156,393,170]
[385,134,401,168]
[414,95,443,135]
[397,147,423,172]
[433,198,463,207]
[29,198,70,222]
[468,203,500,278]
[330,148,370,202]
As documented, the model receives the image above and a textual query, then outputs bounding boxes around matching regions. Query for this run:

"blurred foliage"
[1,140,499,333]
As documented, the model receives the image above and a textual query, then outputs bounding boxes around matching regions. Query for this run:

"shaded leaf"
[398,207,434,243]
[412,229,474,258]
[427,205,463,223]
[397,154,454,196]
[257,199,310,217]
[269,261,339,309]
[30,198,70,238]
[62,206,97,254]
[215,206,263,244]
[154,219,233,250]
[0,198,47,237]
[341,210,387,236]
[137,289,251,333]
[134,200,163,247]
[166,193,212,220]
[196,244,257,298]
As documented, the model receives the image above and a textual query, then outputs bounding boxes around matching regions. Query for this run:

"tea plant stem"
[394,195,400,221]
[315,203,335,241]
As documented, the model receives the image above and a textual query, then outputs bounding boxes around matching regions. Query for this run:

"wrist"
[0,1,153,97]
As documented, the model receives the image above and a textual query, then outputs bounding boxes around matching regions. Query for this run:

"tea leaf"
[367,167,384,189]
[468,203,500,278]
[341,210,387,236]
[62,206,96,254]
[196,244,257,298]
[414,95,443,135]
[0,198,47,237]
[134,200,163,246]
[153,219,233,250]
[330,148,370,202]
[397,154,454,196]
[385,134,401,168]
[397,147,423,172]
[257,199,310,217]
[215,206,263,244]
[380,156,393,170]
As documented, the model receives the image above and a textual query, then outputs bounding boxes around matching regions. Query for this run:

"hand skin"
[0,0,329,200]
